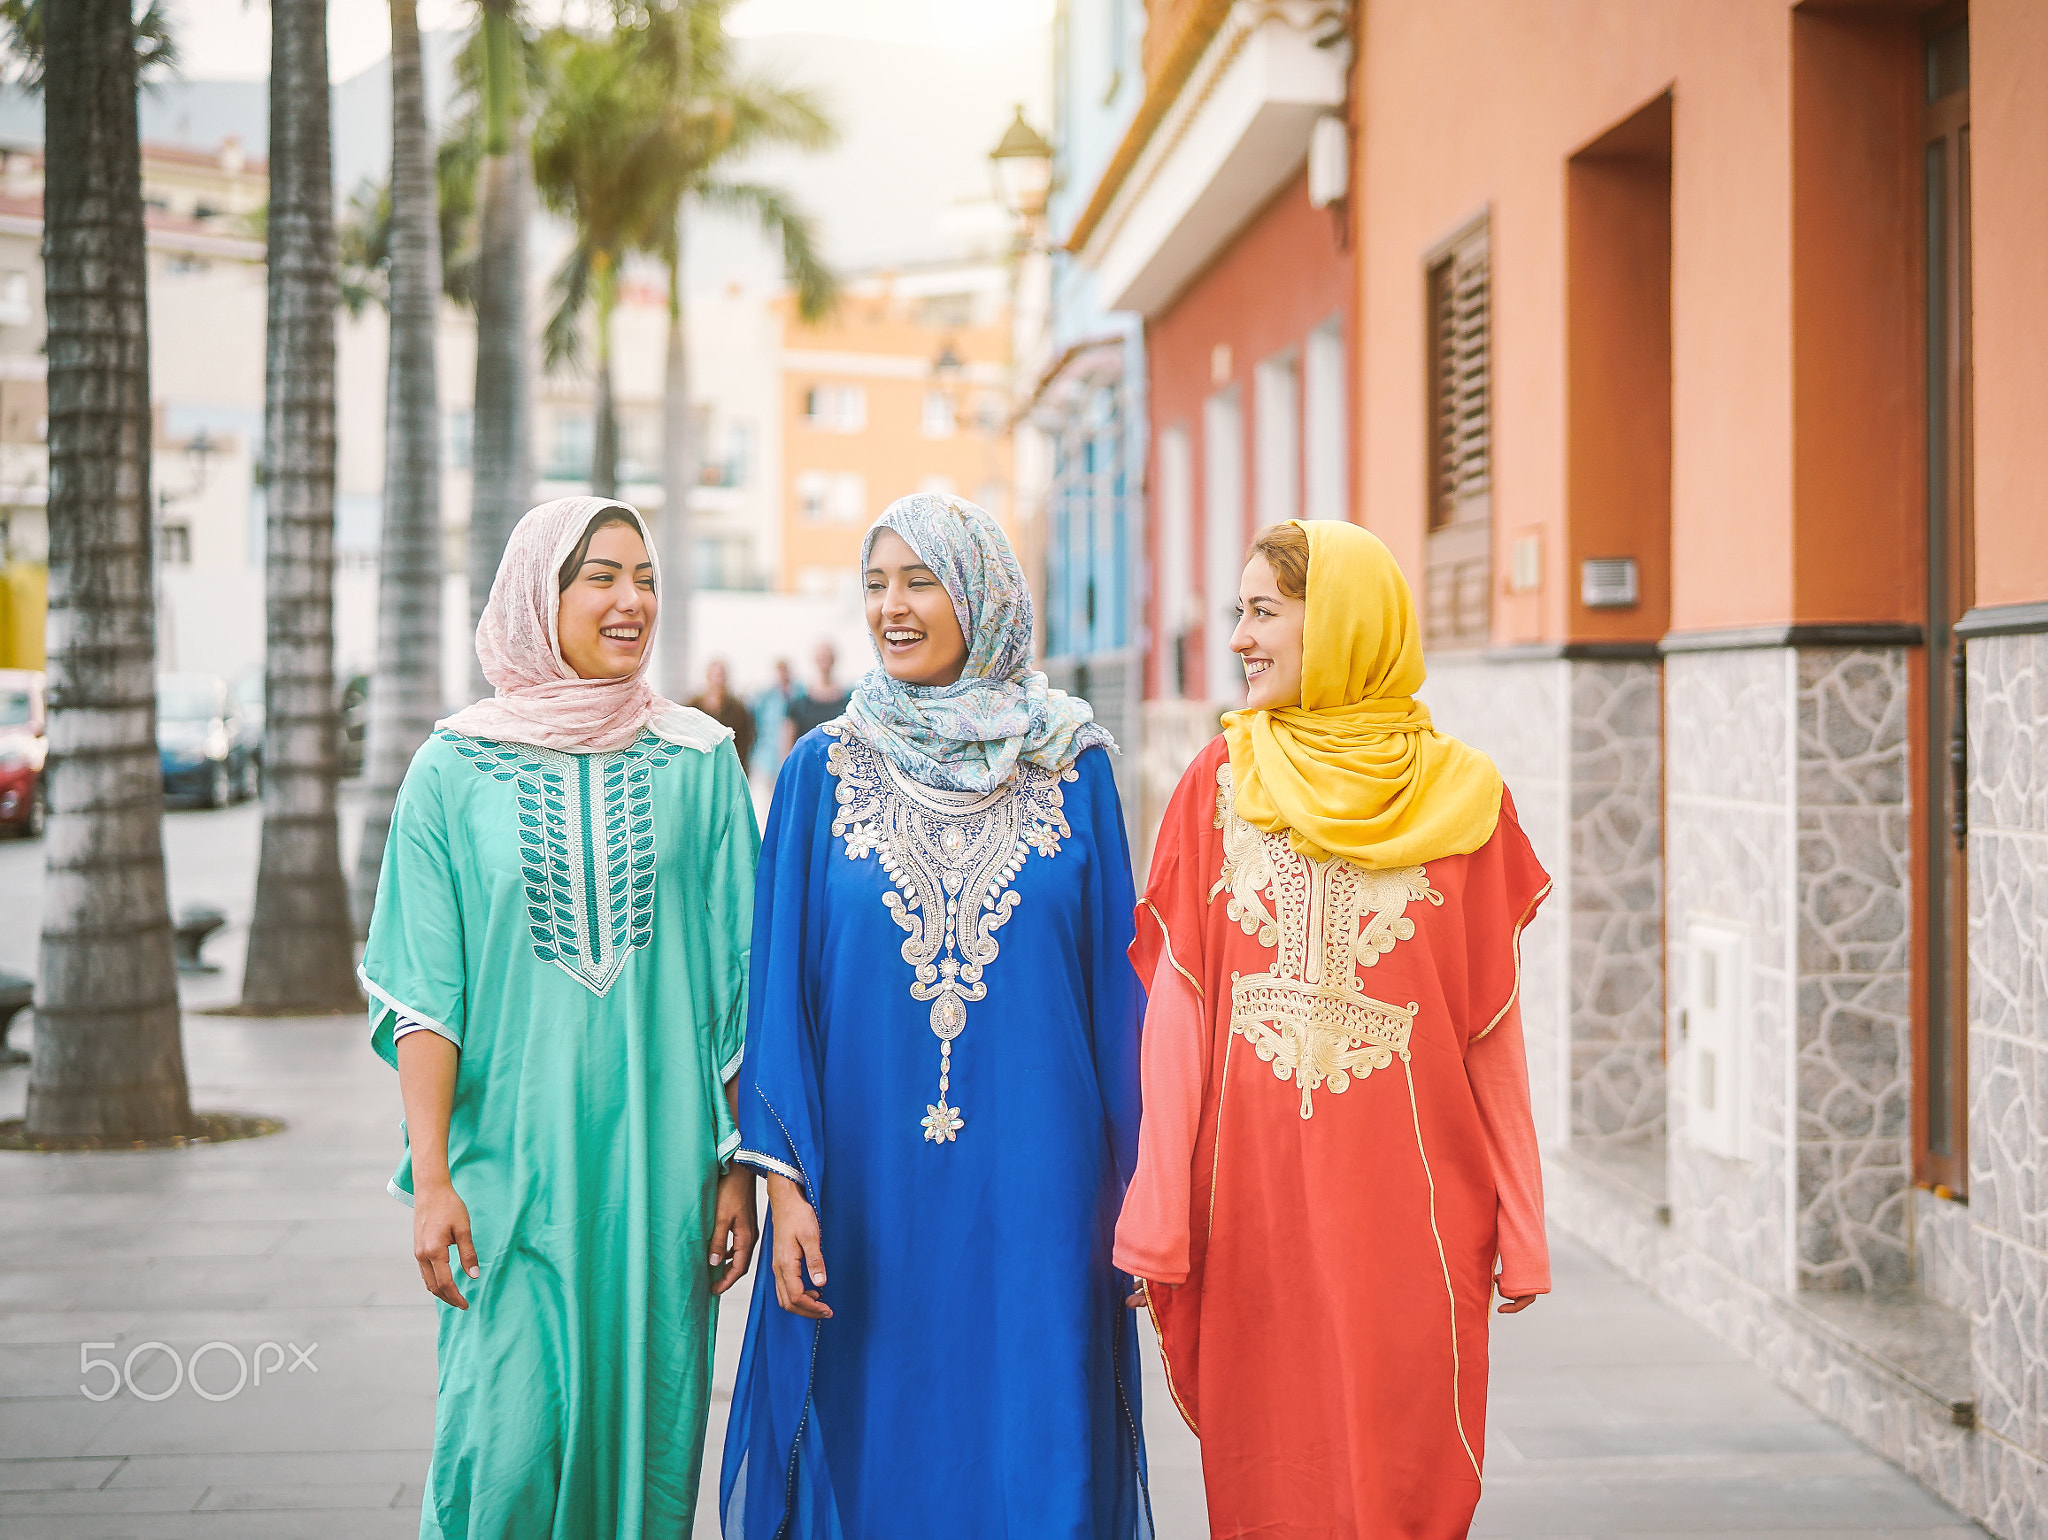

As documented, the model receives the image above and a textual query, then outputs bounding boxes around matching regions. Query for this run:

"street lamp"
[988,105,1053,223]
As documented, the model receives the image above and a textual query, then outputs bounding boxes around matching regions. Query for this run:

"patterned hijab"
[438,496,725,754]
[844,493,1112,793]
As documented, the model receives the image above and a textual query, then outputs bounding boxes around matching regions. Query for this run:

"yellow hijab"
[1222,520,1502,869]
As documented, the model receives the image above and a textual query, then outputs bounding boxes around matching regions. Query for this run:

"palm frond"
[437,106,484,308]
[543,243,595,375]
[696,179,838,322]
[336,178,392,317]
[1,0,177,91]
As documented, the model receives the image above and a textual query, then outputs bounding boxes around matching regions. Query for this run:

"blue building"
[1028,0,1148,818]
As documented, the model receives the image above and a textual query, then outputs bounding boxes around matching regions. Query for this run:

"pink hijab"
[438,496,725,754]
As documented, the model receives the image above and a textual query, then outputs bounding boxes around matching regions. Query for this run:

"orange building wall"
[779,285,1012,594]
[1789,7,1924,628]
[1357,0,2047,638]
[1357,0,1801,638]
[1970,0,2048,608]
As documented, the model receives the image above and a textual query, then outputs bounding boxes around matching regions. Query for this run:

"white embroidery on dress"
[1211,761,1442,1117]
[825,723,1076,1143]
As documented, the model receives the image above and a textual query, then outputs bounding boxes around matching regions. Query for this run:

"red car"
[0,668,45,838]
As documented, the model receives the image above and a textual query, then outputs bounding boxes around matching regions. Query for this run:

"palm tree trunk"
[591,261,619,499]
[465,0,531,697]
[28,0,192,1137]
[242,0,361,1013]
[657,244,697,697]
[353,0,444,937]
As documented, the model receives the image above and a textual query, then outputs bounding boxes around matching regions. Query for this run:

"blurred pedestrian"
[782,639,849,751]
[749,657,798,783]
[720,494,1150,1539]
[1119,519,1550,1538]
[688,657,756,768]
[361,497,759,1537]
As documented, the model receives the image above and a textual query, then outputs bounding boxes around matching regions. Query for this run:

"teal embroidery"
[444,729,679,995]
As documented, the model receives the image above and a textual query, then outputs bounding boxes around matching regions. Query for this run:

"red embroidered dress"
[1116,737,1551,1539]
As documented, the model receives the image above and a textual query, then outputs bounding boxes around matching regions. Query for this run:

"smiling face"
[557,520,656,680]
[865,527,969,687]
[1230,552,1307,709]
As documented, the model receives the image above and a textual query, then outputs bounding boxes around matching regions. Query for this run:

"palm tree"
[23,0,192,1136]
[533,1,836,692]
[350,0,444,937]
[530,25,657,501]
[631,0,835,696]
[459,0,533,698]
[240,0,360,1013]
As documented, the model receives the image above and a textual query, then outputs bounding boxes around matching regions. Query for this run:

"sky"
[164,0,1056,81]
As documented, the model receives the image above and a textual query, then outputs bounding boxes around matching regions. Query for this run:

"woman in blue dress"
[720,493,1152,1540]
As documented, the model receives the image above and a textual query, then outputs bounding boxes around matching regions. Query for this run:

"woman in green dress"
[362,496,760,1538]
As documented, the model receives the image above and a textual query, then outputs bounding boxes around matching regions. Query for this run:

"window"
[1254,349,1300,528]
[1202,386,1245,705]
[0,270,29,326]
[921,390,957,439]
[916,474,957,497]
[160,521,192,565]
[802,384,866,433]
[548,414,594,480]
[1303,321,1346,522]
[1157,423,1195,698]
[797,470,866,525]
[445,409,473,470]
[1424,216,1492,649]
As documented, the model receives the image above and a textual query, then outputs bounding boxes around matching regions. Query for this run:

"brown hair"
[1247,521,1309,599]
[557,507,645,591]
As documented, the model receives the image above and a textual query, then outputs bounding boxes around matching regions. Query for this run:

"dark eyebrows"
[581,557,623,572]
[1244,591,1284,608]
[865,562,937,578]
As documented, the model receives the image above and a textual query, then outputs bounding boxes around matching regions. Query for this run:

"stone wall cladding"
[1567,661,1666,1145]
[1968,631,2048,1476]
[1915,1187,1974,1313]
[1664,648,1794,1293]
[1423,656,1571,1147]
[1794,649,1915,1292]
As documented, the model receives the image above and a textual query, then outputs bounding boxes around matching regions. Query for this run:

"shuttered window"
[1424,218,1492,650]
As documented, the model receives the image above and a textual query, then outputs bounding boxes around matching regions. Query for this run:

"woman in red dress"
[1118,519,1551,1539]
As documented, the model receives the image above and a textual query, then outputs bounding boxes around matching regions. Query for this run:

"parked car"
[0,668,46,838]
[157,672,256,808]
[231,669,265,798]
[338,673,369,779]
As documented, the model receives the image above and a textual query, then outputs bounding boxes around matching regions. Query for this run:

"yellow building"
[778,262,1013,596]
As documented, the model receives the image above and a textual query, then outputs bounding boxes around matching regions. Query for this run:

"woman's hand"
[764,1173,831,1319]
[1125,1277,1153,1310]
[1496,1291,1537,1315]
[413,1179,479,1310]
[707,1165,759,1296]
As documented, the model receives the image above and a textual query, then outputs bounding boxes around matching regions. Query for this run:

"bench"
[173,906,229,974]
[0,969,29,1064]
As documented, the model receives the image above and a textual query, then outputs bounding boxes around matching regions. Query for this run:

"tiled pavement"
[0,802,1989,1538]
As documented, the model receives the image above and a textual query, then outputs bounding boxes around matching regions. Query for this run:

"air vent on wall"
[1581,556,1639,609]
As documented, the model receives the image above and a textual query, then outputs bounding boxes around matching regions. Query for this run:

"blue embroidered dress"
[720,723,1151,1539]
[363,726,757,1539]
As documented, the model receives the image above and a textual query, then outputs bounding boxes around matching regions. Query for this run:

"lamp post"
[989,105,1054,234]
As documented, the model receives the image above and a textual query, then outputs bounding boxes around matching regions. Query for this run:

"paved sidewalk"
[0,804,1987,1538]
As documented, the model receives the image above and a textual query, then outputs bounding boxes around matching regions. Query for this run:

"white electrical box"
[1685,919,1749,1159]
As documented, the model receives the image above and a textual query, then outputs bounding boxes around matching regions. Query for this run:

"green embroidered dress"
[363,726,757,1539]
